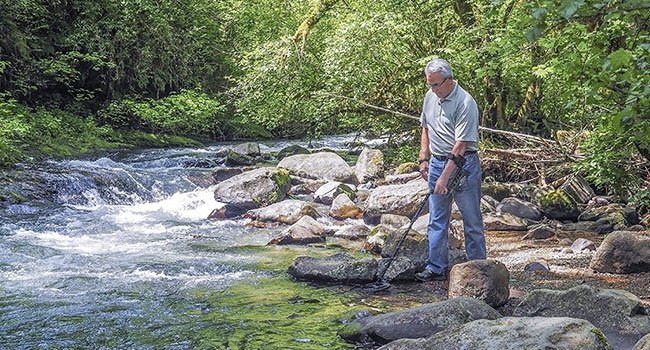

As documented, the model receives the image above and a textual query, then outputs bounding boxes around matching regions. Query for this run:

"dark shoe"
[415,269,447,282]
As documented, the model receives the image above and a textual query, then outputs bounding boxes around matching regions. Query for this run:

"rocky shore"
[208,142,650,350]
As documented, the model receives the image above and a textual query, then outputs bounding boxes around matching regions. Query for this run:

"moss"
[537,189,579,220]
[590,328,612,349]
[191,276,365,349]
[336,321,363,340]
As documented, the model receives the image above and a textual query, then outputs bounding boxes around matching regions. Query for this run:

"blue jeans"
[425,152,486,274]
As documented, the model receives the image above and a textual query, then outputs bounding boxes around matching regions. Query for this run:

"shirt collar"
[440,81,459,103]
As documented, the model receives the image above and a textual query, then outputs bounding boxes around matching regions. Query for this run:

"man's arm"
[433,141,468,195]
[419,127,430,180]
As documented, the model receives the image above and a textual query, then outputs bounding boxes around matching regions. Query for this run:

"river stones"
[213,167,291,214]
[378,317,611,350]
[364,179,429,219]
[287,252,377,284]
[513,284,650,349]
[355,147,384,184]
[244,199,319,224]
[277,152,357,184]
[338,297,500,346]
[448,259,510,308]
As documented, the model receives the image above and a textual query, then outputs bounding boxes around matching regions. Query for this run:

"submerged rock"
[287,253,377,284]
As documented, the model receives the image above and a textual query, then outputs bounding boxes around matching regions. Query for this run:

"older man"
[415,58,486,281]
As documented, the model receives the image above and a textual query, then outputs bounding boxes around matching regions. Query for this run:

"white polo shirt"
[419,82,479,156]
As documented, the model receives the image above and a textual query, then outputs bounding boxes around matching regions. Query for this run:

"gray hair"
[424,58,453,79]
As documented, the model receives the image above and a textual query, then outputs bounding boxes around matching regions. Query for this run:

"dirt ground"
[352,230,650,313]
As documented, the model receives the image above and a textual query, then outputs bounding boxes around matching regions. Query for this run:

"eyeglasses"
[427,77,448,90]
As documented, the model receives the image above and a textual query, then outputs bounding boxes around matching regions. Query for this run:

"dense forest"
[1,0,648,197]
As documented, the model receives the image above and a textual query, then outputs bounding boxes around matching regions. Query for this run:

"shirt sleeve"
[454,97,479,142]
[420,94,428,128]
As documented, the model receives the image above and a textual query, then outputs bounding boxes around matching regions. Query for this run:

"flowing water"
[0,136,375,349]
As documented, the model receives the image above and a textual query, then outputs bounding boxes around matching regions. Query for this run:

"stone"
[571,238,596,252]
[277,152,357,183]
[536,189,580,220]
[383,172,421,185]
[483,212,528,231]
[497,197,543,221]
[380,214,410,229]
[590,231,650,274]
[268,216,326,245]
[355,148,384,184]
[211,167,244,183]
[393,162,418,175]
[244,199,319,224]
[333,225,369,240]
[329,193,363,220]
[378,317,611,350]
[232,142,261,157]
[338,297,501,346]
[524,260,550,272]
[277,144,310,159]
[364,179,429,218]
[213,167,291,214]
[522,224,555,240]
[288,253,377,284]
[448,259,510,308]
[514,284,650,349]
[314,182,355,205]
[634,333,650,350]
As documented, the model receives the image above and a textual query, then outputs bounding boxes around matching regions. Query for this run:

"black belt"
[431,150,477,161]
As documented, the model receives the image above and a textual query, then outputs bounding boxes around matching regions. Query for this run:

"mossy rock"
[537,189,580,220]
[394,162,418,175]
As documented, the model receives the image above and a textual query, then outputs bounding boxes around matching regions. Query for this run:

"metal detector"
[363,158,467,293]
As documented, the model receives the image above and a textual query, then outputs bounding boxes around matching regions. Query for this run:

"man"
[415,58,486,281]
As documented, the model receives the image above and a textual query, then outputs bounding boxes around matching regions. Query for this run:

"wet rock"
[513,284,650,349]
[364,179,429,218]
[244,200,319,225]
[497,197,543,221]
[480,195,498,213]
[287,252,377,284]
[448,259,510,308]
[213,167,291,212]
[232,142,261,157]
[590,231,650,274]
[268,216,326,245]
[277,145,310,160]
[483,212,528,231]
[329,193,363,220]
[224,149,256,166]
[287,176,327,195]
[522,224,555,240]
[363,224,393,254]
[571,238,596,252]
[277,152,358,184]
[379,317,611,350]
[355,148,384,184]
[338,297,500,346]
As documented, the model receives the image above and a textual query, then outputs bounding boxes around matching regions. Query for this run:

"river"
[0,135,375,349]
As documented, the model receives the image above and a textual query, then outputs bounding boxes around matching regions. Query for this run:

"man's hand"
[434,174,449,195]
[419,160,428,180]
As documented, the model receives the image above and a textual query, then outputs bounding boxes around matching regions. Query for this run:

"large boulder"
[355,148,384,184]
[381,229,428,272]
[277,152,357,183]
[287,253,377,284]
[483,212,528,231]
[338,297,500,346]
[379,317,611,350]
[244,199,319,224]
[364,179,429,219]
[513,284,650,349]
[213,168,291,214]
[448,259,510,308]
[329,193,363,220]
[590,231,650,274]
[579,204,639,228]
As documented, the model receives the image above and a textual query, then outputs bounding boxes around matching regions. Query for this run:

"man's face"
[426,72,451,98]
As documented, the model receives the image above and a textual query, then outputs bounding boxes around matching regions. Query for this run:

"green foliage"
[98,89,229,139]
